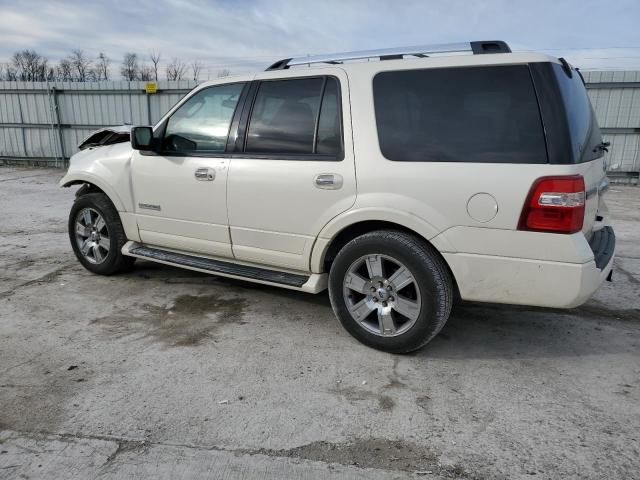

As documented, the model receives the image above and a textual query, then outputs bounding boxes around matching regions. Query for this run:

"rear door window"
[245,77,342,157]
[373,65,548,163]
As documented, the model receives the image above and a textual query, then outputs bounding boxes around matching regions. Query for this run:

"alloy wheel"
[342,254,422,337]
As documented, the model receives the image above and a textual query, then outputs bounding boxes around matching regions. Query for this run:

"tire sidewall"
[329,232,450,353]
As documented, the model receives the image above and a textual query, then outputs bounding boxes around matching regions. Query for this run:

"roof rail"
[266,40,511,71]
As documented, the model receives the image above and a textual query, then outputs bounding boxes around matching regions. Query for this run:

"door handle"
[314,173,343,190]
[195,167,215,181]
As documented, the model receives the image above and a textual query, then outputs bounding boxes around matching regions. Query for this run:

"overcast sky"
[1,0,639,78]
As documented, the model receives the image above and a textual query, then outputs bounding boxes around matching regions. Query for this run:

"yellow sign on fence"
[145,82,157,94]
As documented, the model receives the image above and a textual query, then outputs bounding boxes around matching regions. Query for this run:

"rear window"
[373,65,547,163]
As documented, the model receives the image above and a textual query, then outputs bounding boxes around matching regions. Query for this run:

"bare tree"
[217,69,230,78]
[166,58,187,81]
[69,49,91,81]
[191,61,202,81]
[139,64,154,81]
[7,64,17,81]
[56,58,73,81]
[121,53,139,81]
[96,52,110,80]
[11,50,49,81]
[149,51,161,81]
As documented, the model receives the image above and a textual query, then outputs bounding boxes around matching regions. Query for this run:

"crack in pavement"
[0,353,44,376]
[0,263,75,300]
[103,439,148,465]
[1,429,477,478]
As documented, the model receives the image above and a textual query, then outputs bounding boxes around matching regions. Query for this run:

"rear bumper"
[443,228,615,309]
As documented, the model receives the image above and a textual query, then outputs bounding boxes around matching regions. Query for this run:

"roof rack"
[266,40,511,71]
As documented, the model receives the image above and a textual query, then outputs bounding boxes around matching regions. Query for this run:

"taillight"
[518,175,585,234]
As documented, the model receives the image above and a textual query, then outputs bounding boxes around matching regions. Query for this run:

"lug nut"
[370,287,376,293]
[389,296,395,302]
[372,297,378,302]
[382,301,388,307]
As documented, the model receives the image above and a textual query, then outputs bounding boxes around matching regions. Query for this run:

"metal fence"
[0,80,198,167]
[584,71,640,181]
[1,73,639,179]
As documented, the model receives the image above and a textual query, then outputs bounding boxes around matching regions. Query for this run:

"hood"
[78,125,132,150]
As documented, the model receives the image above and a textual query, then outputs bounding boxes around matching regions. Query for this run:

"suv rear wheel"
[68,192,135,275]
[328,230,453,353]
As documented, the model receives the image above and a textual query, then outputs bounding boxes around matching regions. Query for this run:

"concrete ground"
[0,167,639,480]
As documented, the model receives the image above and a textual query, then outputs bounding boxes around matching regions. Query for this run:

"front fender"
[59,142,134,212]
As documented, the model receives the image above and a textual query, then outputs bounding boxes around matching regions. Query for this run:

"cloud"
[1,0,639,77]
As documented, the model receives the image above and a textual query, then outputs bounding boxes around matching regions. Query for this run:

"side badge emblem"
[138,203,161,211]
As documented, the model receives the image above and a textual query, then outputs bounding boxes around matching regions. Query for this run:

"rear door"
[227,70,355,271]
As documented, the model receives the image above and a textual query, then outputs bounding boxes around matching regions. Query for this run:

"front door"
[227,71,356,271]
[131,82,245,257]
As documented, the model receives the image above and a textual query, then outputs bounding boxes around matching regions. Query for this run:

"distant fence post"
[146,92,152,125]
[51,87,66,168]
[15,92,28,162]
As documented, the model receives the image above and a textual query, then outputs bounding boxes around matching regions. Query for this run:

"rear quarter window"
[551,63,603,163]
[373,65,548,163]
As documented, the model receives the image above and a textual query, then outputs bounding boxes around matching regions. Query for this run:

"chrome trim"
[195,167,215,181]
[314,173,343,190]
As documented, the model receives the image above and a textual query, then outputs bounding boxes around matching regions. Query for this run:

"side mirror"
[131,126,155,151]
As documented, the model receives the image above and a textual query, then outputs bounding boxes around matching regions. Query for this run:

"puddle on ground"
[92,294,248,347]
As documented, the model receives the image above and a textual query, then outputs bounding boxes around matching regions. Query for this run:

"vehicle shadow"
[413,301,639,360]
[129,260,332,308]
[129,261,638,359]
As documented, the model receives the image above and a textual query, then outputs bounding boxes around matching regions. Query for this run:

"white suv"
[61,40,615,353]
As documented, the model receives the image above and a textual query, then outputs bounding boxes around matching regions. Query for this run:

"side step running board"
[123,243,319,290]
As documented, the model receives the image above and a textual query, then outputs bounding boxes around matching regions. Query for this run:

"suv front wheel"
[328,230,453,353]
[68,192,135,275]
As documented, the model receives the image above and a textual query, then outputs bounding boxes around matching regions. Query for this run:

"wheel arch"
[60,174,126,212]
[61,176,141,242]
[313,218,460,298]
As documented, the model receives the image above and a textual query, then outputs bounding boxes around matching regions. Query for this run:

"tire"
[68,192,135,275]
[328,230,453,353]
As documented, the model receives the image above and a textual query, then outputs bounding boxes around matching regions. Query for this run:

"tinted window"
[246,77,341,155]
[373,65,547,163]
[164,83,244,153]
[552,63,602,163]
[316,78,341,155]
